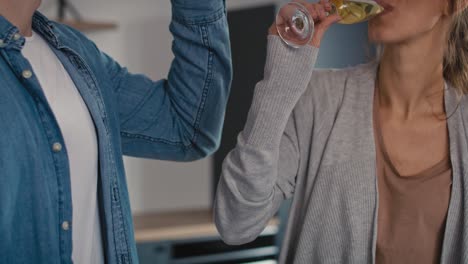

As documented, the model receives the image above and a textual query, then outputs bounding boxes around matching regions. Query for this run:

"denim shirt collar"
[32,12,61,47]
[0,11,60,50]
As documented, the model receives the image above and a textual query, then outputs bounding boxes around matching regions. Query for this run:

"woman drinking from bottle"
[214,0,468,263]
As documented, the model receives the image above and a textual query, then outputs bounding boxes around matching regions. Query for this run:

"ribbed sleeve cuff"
[242,36,319,149]
[263,36,319,88]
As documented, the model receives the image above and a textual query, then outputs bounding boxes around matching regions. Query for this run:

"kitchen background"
[39,1,373,263]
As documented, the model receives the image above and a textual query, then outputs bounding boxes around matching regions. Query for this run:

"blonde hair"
[444,0,468,94]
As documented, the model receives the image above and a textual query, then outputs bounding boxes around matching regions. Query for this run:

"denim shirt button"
[61,221,70,231]
[0,39,5,48]
[22,70,33,79]
[13,33,21,41]
[52,142,62,152]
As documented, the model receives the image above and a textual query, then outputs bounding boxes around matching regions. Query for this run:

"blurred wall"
[38,0,371,215]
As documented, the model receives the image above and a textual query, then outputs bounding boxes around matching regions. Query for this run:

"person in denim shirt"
[0,0,232,263]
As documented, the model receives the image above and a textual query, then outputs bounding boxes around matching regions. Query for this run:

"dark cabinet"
[138,234,278,264]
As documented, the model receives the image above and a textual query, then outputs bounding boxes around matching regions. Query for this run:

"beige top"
[374,90,453,264]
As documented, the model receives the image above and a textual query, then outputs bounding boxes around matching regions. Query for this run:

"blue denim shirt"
[0,1,232,263]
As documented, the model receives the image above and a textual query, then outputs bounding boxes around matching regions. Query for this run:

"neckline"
[373,85,451,180]
[24,31,36,43]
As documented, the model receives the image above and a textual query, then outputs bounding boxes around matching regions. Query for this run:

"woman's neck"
[377,21,449,119]
[0,1,39,37]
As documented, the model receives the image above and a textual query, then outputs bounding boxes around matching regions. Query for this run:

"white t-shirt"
[22,32,104,264]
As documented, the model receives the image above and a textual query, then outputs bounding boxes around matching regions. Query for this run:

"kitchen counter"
[133,209,279,242]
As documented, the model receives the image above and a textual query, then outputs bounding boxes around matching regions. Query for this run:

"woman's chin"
[368,26,401,44]
[368,32,390,44]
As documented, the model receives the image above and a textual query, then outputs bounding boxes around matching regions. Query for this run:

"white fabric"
[22,32,104,264]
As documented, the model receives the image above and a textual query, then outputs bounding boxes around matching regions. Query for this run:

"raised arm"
[214,36,319,245]
[100,0,232,161]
